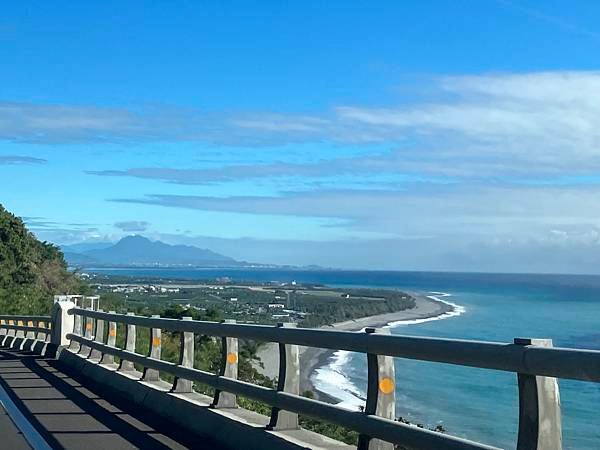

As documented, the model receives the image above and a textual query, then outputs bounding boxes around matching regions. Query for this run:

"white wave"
[312,350,366,411]
[312,291,466,408]
[387,292,465,327]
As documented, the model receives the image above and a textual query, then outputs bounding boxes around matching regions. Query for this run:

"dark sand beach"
[254,294,454,403]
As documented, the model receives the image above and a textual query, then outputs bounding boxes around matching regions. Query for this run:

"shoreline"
[254,293,456,403]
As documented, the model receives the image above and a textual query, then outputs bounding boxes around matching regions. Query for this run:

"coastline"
[254,293,456,403]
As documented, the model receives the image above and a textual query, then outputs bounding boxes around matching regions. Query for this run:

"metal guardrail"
[63,308,598,450]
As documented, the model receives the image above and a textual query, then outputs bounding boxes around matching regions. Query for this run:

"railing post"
[267,322,299,430]
[118,313,136,372]
[15,320,25,339]
[21,319,35,350]
[79,309,94,357]
[89,309,105,360]
[26,320,36,340]
[142,315,162,382]
[51,299,75,348]
[0,320,8,346]
[100,311,117,365]
[6,320,16,344]
[69,310,83,351]
[515,338,562,450]
[35,320,46,342]
[172,316,194,393]
[212,319,238,408]
[358,328,396,450]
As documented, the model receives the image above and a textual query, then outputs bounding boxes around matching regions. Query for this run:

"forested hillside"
[0,204,85,314]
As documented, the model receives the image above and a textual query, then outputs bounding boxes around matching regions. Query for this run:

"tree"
[0,204,85,314]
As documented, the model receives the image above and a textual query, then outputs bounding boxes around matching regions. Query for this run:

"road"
[0,347,218,449]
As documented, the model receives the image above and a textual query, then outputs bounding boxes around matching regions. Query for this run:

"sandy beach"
[253,293,455,402]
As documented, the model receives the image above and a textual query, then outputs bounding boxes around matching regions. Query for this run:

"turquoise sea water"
[90,268,600,449]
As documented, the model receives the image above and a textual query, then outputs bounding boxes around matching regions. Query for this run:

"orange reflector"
[86,323,93,330]
[379,377,395,395]
[109,329,116,337]
[152,337,161,347]
[226,352,238,364]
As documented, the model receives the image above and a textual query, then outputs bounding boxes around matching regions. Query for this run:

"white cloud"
[112,183,600,241]
[114,220,149,232]
[336,71,600,165]
[0,155,46,165]
[74,70,600,180]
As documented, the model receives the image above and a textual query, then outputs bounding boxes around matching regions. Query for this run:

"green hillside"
[0,204,85,314]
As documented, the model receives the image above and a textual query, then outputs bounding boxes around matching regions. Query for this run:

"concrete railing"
[3,301,599,450]
[0,314,52,352]
[59,307,600,450]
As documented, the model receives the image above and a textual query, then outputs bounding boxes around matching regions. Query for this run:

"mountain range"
[62,235,246,268]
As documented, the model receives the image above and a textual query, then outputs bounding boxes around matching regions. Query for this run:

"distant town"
[83,272,414,328]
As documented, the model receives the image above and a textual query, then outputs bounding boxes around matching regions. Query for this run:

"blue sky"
[2,1,600,273]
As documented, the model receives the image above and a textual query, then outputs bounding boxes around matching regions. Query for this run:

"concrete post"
[172,316,194,393]
[358,328,396,450]
[50,299,75,347]
[100,311,117,365]
[212,319,238,408]
[89,309,105,360]
[35,320,46,341]
[15,319,28,350]
[515,338,562,450]
[21,320,35,350]
[5,320,16,346]
[268,323,299,430]
[0,320,7,347]
[118,313,136,372]
[79,309,94,357]
[142,315,162,382]
[69,310,83,351]
[15,320,25,339]
[26,320,36,340]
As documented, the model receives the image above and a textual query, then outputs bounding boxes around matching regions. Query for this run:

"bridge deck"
[0,348,218,449]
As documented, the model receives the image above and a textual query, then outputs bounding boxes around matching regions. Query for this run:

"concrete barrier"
[57,348,352,450]
[5,304,600,449]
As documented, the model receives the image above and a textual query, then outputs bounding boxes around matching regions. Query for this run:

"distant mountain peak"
[65,235,242,267]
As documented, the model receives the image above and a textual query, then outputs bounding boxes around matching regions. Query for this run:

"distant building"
[268,303,285,309]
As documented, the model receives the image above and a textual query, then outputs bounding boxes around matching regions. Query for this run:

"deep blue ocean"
[90,268,600,449]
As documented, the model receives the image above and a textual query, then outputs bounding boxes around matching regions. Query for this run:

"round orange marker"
[152,337,161,347]
[86,323,93,330]
[109,329,116,337]
[226,352,238,364]
[379,377,394,394]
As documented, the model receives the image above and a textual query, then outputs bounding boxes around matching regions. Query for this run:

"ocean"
[90,268,600,449]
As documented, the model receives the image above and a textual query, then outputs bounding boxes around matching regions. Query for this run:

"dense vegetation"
[0,204,86,314]
[295,289,416,327]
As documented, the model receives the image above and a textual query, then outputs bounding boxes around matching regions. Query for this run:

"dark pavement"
[0,347,218,449]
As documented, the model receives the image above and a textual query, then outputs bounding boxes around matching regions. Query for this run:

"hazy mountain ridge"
[63,235,249,268]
